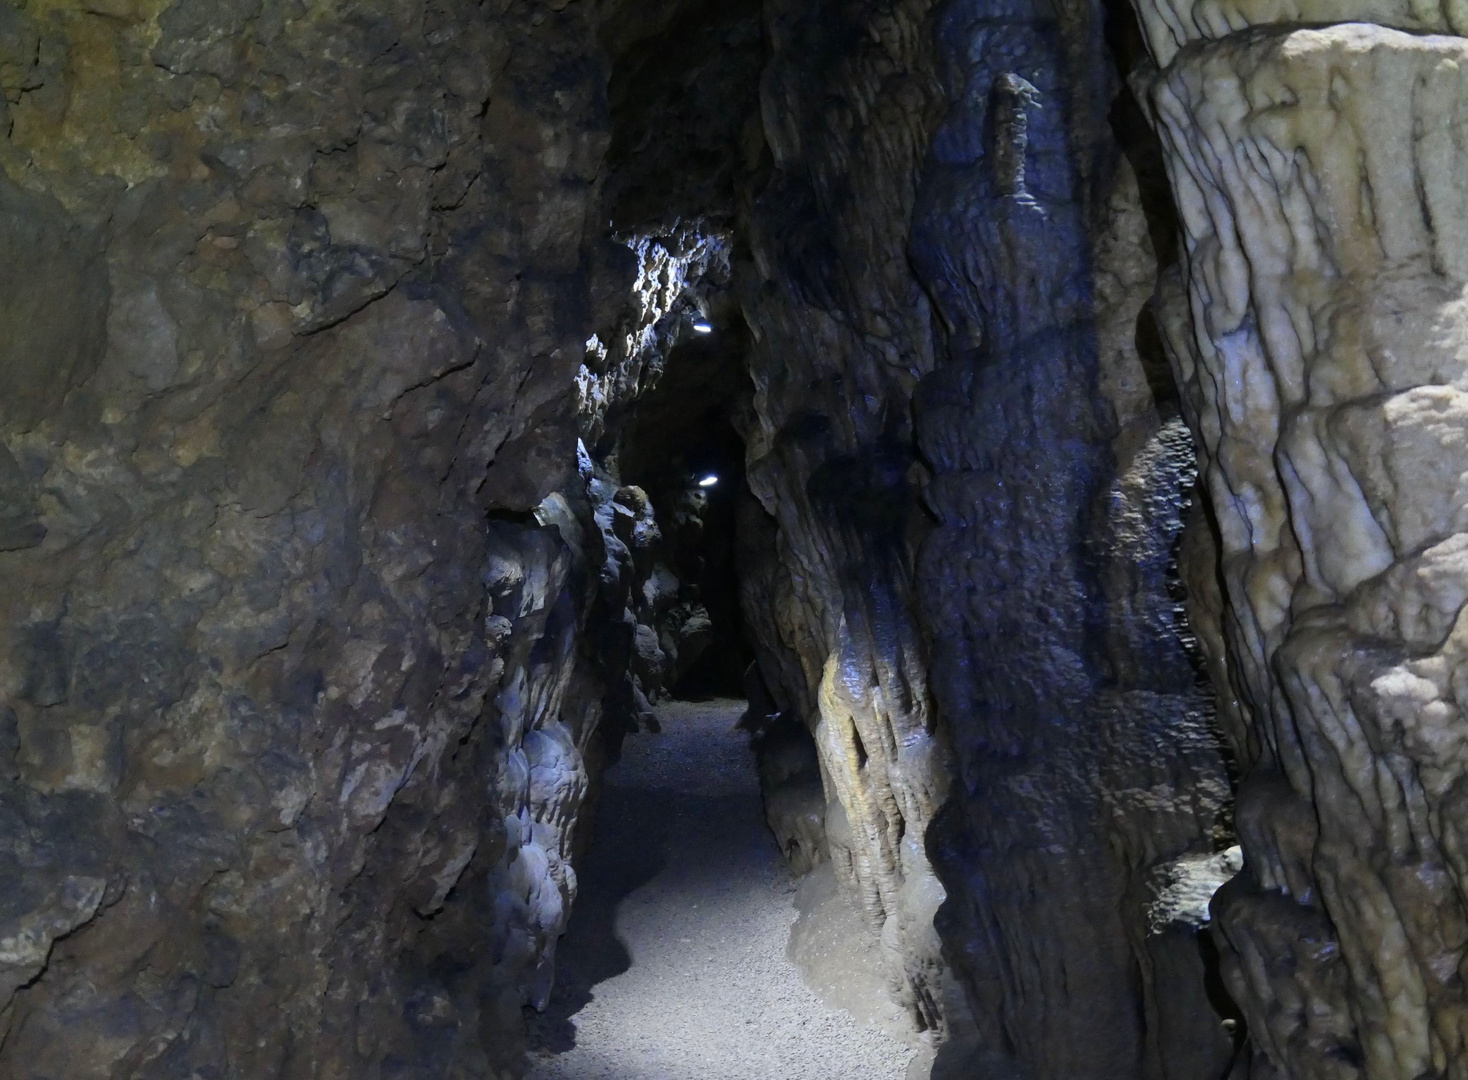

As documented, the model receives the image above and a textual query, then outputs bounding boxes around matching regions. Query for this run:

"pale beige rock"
[1136,0,1468,64]
[1137,12,1468,1076]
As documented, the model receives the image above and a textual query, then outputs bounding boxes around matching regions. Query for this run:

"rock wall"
[737,0,1235,1072]
[909,0,1238,1074]
[1128,3,1468,1074]
[737,0,953,1030]
[0,2,705,1076]
[15,0,1460,1075]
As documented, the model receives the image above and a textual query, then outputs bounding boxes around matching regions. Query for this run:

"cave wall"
[737,0,953,1030]
[738,0,1237,1072]
[908,0,1241,1074]
[1125,1,1468,1075]
[9,0,1463,1075]
[0,2,698,1076]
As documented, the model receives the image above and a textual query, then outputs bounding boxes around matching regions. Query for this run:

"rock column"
[1133,5,1468,1075]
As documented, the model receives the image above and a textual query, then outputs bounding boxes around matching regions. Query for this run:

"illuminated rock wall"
[1132,4,1468,1074]
[738,1,1235,1073]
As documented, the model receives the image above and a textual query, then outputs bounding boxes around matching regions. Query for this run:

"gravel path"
[525,698,919,1080]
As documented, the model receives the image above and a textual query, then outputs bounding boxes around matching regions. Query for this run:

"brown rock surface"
[0,2,711,1075]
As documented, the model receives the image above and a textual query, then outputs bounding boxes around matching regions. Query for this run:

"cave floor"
[524,697,917,1079]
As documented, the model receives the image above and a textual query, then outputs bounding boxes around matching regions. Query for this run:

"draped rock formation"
[736,0,952,1030]
[737,0,1235,1073]
[1129,4,1468,1075]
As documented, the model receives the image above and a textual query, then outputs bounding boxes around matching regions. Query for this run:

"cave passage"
[524,698,915,1079]
[15,0,1458,1073]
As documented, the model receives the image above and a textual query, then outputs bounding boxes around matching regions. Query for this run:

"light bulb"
[691,320,713,334]
[697,474,719,488]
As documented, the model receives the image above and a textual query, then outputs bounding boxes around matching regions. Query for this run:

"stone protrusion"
[1134,6,1468,1075]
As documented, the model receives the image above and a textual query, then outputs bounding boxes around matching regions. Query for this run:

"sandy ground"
[524,698,920,1080]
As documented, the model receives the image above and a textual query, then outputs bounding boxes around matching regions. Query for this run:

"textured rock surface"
[737,0,952,1031]
[1129,5,1468,1074]
[18,0,1453,1075]
[909,1,1238,1073]
[736,0,1236,1073]
[0,3,714,1076]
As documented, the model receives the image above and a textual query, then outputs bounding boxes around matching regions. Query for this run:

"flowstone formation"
[737,0,1235,1073]
[1128,4,1468,1075]
[908,0,1238,1072]
[0,2,715,1075]
[736,0,952,1032]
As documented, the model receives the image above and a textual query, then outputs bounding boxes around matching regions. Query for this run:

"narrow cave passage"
[531,0,1248,1073]
[17,0,1449,1073]
[525,698,916,1079]
[525,127,925,1069]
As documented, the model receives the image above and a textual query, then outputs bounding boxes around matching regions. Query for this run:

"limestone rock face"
[0,2,686,1076]
[737,0,952,1030]
[1130,2,1468,1074]
[737,0,1233,1071]
[909,1,1234,1075]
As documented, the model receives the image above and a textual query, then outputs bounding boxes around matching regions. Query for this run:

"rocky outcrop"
[0,2,712,1076]
[1129,6,1468,1075]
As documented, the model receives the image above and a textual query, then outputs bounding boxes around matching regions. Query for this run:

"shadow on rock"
[525,784,673,1053]
[907,1037,1034,1080]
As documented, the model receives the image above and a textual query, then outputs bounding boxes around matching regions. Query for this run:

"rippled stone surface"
[1132,0,1468,1073]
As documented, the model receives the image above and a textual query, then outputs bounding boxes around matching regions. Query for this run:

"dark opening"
[619,315,755,699]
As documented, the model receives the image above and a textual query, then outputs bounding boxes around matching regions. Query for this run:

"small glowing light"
[697,474,719,488]
[691,320,713,334]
